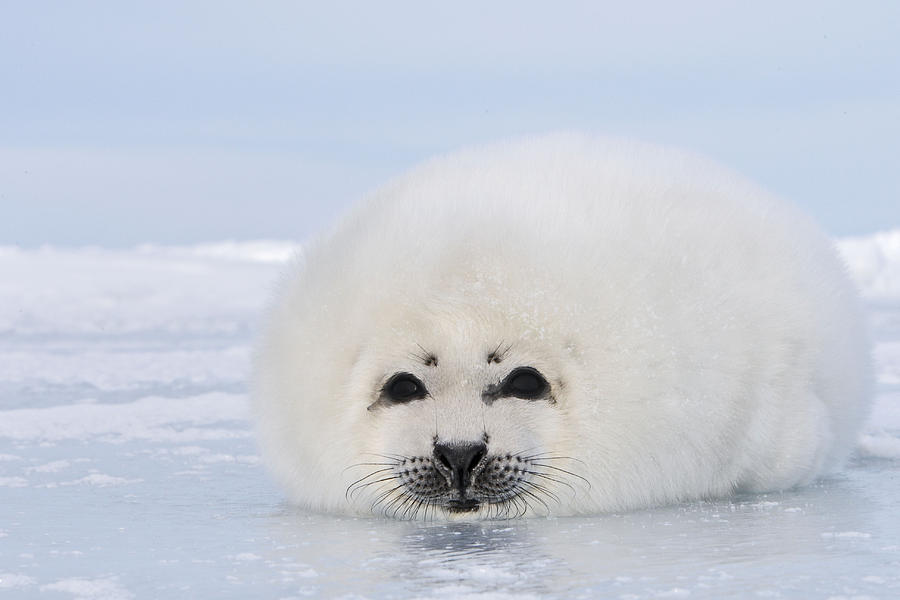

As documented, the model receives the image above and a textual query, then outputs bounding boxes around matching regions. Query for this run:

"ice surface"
[1,234,899,599]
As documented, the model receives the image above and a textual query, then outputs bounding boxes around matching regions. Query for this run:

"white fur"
[253,134,871,518]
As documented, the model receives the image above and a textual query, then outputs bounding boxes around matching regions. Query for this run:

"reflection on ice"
[248,465,900,598]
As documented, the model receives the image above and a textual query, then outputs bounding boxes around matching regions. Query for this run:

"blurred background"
[1,0,898,247]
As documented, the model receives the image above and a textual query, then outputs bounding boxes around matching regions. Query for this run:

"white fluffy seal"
[253,134,871,519]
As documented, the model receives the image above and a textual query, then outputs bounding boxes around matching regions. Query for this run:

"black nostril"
[433,441,488,490]
[468,448,486,474]
[437,453,452,471]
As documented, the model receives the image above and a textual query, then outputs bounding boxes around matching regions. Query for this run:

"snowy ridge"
[834,230,900,458]
[0,242,294,336]
[0,240,301,264]
[836,229,900,302]
[133,240,301,264]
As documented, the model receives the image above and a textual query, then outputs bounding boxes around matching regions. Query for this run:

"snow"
[1,232,899,599]
[39,577,134,600]
[857,434,900,459]
[0,393,248,443]
[837,230,900,303]
[0,242,294,336]
[820,532,873,539]
[0,573,36,589]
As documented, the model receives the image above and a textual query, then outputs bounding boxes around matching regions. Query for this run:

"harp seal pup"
[253,134,871,519]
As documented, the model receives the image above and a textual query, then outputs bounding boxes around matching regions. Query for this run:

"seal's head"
[255,226,595,518]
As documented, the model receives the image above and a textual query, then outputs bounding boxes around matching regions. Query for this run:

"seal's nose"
[433,441,487,493]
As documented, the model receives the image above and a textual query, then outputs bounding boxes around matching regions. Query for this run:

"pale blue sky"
[1,1,898,246]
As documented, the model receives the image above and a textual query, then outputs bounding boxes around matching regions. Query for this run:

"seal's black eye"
[502,366,549,399]
[384,373,427,403]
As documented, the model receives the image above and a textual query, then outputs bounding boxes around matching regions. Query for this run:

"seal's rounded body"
[254,135,870,518]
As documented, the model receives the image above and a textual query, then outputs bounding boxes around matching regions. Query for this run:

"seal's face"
[344,310,586,519]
